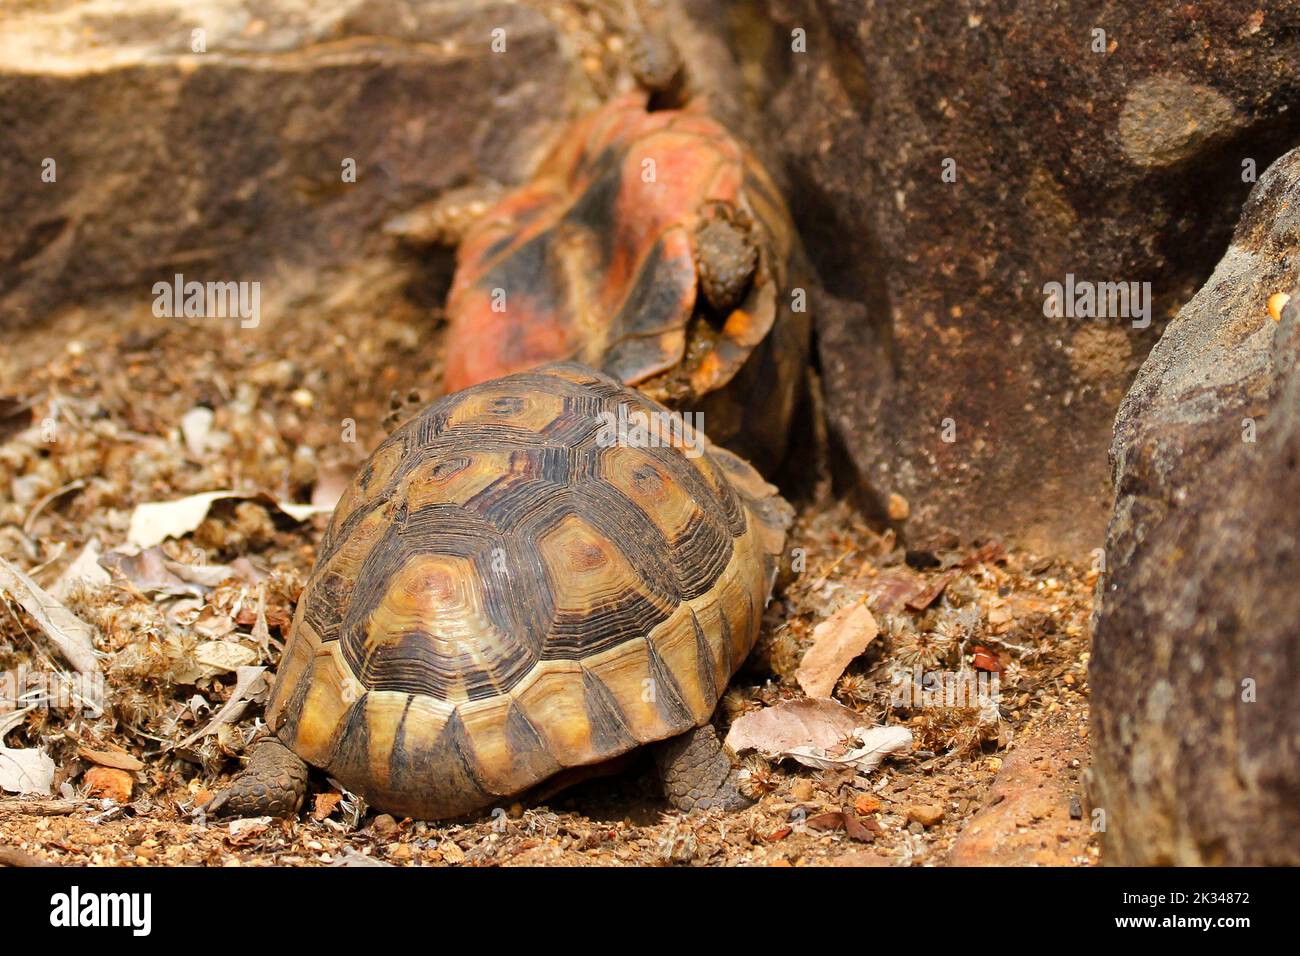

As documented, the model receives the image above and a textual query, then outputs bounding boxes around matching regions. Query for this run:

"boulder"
[0,0,584,331]
[1089,147,1300,865]
[681,0,1300,554]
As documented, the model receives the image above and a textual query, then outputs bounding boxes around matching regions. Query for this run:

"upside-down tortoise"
[395,91,810,474]
[210,363,791,820]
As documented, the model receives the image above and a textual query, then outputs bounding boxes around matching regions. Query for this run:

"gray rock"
[1090,147,1300,865]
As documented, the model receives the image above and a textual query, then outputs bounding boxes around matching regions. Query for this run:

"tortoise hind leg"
[654,723,752,813]
[207,737,309,818]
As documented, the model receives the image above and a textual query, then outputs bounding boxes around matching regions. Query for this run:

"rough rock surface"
[948,719,1090,866]
[0,0,586,331]
[684,0,1300,554]
[1089,147,1300,865]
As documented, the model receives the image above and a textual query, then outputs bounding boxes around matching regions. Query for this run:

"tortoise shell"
[440,93,809,471]
[266,363,791,820]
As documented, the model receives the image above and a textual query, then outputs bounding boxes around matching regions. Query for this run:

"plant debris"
[726,698,913,773]
[795,600,878,698]
[0,290,1098,867]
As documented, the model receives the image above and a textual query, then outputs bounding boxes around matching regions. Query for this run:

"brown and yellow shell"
[440,92,809,472]
[266,363,792,820]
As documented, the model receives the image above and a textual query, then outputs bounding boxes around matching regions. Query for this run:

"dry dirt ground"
[0,297,1097,866]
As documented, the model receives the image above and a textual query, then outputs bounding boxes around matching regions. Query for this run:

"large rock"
[0,0,587,330]
[1089,148,1300,865]
[682,0,1300,554]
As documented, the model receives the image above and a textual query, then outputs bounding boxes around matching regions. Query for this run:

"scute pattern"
[266,363,791,819]
[443,93,787,398]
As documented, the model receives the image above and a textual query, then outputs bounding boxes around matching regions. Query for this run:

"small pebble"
[1268,292,1290,322]
[854,794,882,815]
[906,804,945,827]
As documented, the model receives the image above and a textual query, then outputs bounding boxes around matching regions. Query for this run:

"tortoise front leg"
[207,737,309,818]
[654,722,752,813]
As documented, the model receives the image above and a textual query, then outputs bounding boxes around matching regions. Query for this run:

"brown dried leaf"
[806,811,845,832]
[864,571,925,615]
[843,812,877,842]
[905,570,958,611]
[193,640,258,677]
[77,746,144,772]
[796,601,878,698]
[312,792,343,821]
[726,698,862,754]
[226,817,270,844]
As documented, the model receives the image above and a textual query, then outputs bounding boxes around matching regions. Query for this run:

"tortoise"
[392,91,810,475]
[210,362,792,820]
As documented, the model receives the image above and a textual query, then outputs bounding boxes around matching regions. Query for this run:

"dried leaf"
[0,555,101,677]
[228,557,269,584]
[781,727,914,773]
[905,570,958,611]
[193,641,259,678]
[972,646,1004,672]
[164,559,240,590]
[726,698,861,753]
[796,601,878,698]
[864,571,925,615]
[0,710,55,797]
[99,546,206,598]
[331,846,395,867]
[174,666,267,750]
[190,607,236,640]
[725,699,912,774]
[52,540,111,600]
[843,812,877,842]
[77,746,144,772]
[127,491,330,549]
[180,406,216,457]
[312,791,343,821]
[226,816,271,844]
[806,810,845,832]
